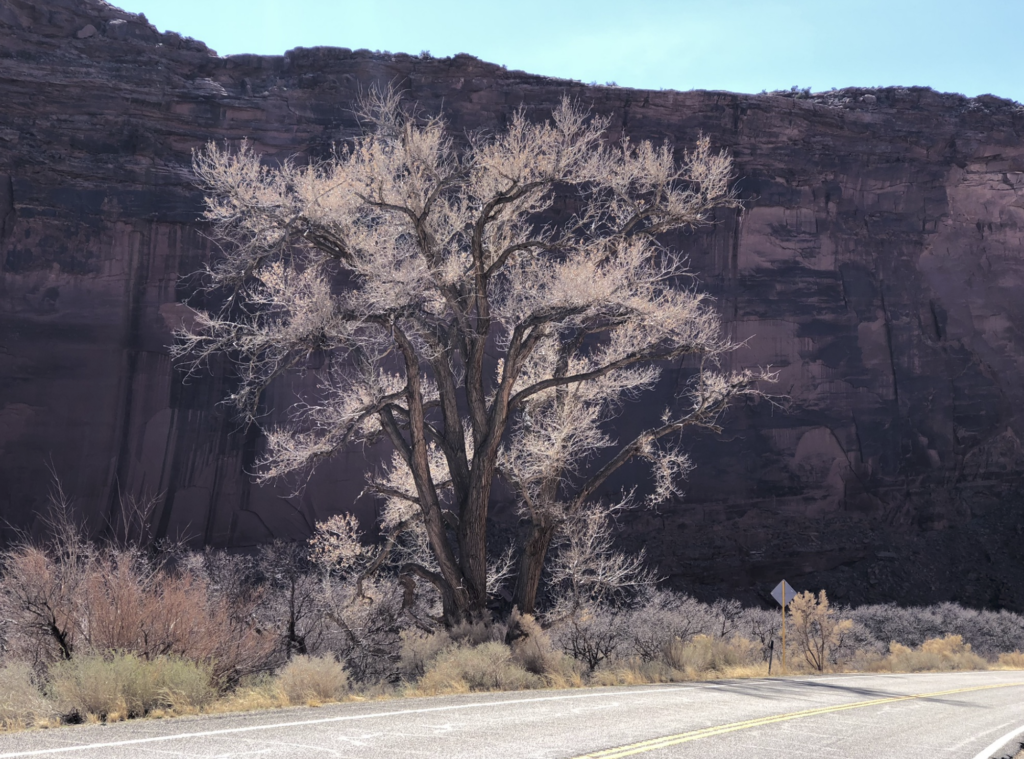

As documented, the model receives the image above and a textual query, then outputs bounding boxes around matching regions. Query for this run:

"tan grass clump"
[276,655,349,705]
[415,642,541,695]
[0,663,56,730]
[663,634,758,675]
[205,673,288,714]
[509,612,561,677]
[996,651,1024,669]
[398,630,452,680]
[877,635,987,673]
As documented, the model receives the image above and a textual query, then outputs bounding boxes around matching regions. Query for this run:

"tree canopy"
[174,90,770,625]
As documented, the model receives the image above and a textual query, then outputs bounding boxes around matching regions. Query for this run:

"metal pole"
[781,583,786,675]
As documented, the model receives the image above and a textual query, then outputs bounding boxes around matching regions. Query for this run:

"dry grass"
[0,664,57,730]
[398,630,452,680]
[276,655,349,706]
[662,635,759,675]
[204,674,289,714]
[413,642,543,696]
[870,635,988,673]
[995,651,1024,669]
[591,658,771,687]
[48,654,215,721]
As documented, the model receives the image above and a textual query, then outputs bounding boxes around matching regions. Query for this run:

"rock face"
[2,0,1023,609]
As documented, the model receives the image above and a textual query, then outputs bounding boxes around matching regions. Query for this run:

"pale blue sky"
[113,0,1023,102]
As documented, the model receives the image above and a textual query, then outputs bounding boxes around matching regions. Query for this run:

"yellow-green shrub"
[48,654,214,720]
[0,663,55,729]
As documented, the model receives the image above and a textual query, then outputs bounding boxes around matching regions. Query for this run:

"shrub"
[508,612,559,676]
[276,655,349,705]
[0,663,55,729]
[416,642,541,694]
[206,672,287,714]
[48,654,214,720]
[398,630,451,680]
[449,619,503,647]
[787,591,854,671]
[0,529,276,684]
[626,591,719,662]
[847,603,1024,658]
[147,657,218,712]
[551,606,625,672]
[997,651,1024,669]
[662,634,757,674]
[590,659,676,686]
[881,635,988,673]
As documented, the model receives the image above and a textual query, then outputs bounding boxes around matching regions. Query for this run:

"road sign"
[772,580,798,607]
[771,579,798,675]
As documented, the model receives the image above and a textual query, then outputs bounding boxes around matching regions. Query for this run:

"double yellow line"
[571,682,1024,758]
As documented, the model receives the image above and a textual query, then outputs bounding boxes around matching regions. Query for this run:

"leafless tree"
[544,503,657,622]
[175,88,771,625]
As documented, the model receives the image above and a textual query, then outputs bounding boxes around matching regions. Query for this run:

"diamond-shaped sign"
[771,580,798,607]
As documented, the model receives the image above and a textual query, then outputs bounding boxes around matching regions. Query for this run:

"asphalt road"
[0,671,1021,759]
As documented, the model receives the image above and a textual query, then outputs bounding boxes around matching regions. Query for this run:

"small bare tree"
[175,89,770,625]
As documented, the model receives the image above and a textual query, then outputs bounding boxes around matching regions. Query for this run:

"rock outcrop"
[2,0,1023,608]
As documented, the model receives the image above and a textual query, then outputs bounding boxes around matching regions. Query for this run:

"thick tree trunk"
[513,517,558,615]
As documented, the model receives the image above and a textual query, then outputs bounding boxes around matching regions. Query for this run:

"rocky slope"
[2,0,1023,608]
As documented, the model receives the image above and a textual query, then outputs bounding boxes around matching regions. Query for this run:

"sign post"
[771,580,797,675]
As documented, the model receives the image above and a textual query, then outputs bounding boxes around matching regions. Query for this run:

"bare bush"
[255,542,327,660]
[311,574,416,683]
[551,605,626,672]
[847,602,1024,659]
[736,607,780,662]
[0,523,275,685]
[626,590,719,662]
[0,486,90,663]
[276,655,349,704]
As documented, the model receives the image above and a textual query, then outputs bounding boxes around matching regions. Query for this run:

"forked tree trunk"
[512,517,558,615]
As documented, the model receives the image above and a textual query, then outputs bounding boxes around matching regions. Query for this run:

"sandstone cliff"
[2,0,1023,608]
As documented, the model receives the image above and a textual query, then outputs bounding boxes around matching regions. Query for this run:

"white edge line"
[0,688,680,758]
[969,722,1024,759]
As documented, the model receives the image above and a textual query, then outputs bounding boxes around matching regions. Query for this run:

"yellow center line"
[571,682,1024,759]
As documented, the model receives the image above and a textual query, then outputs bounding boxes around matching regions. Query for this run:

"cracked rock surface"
[2,0,1023,608]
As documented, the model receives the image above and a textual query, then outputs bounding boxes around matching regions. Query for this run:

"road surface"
[0,671,1021,758]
